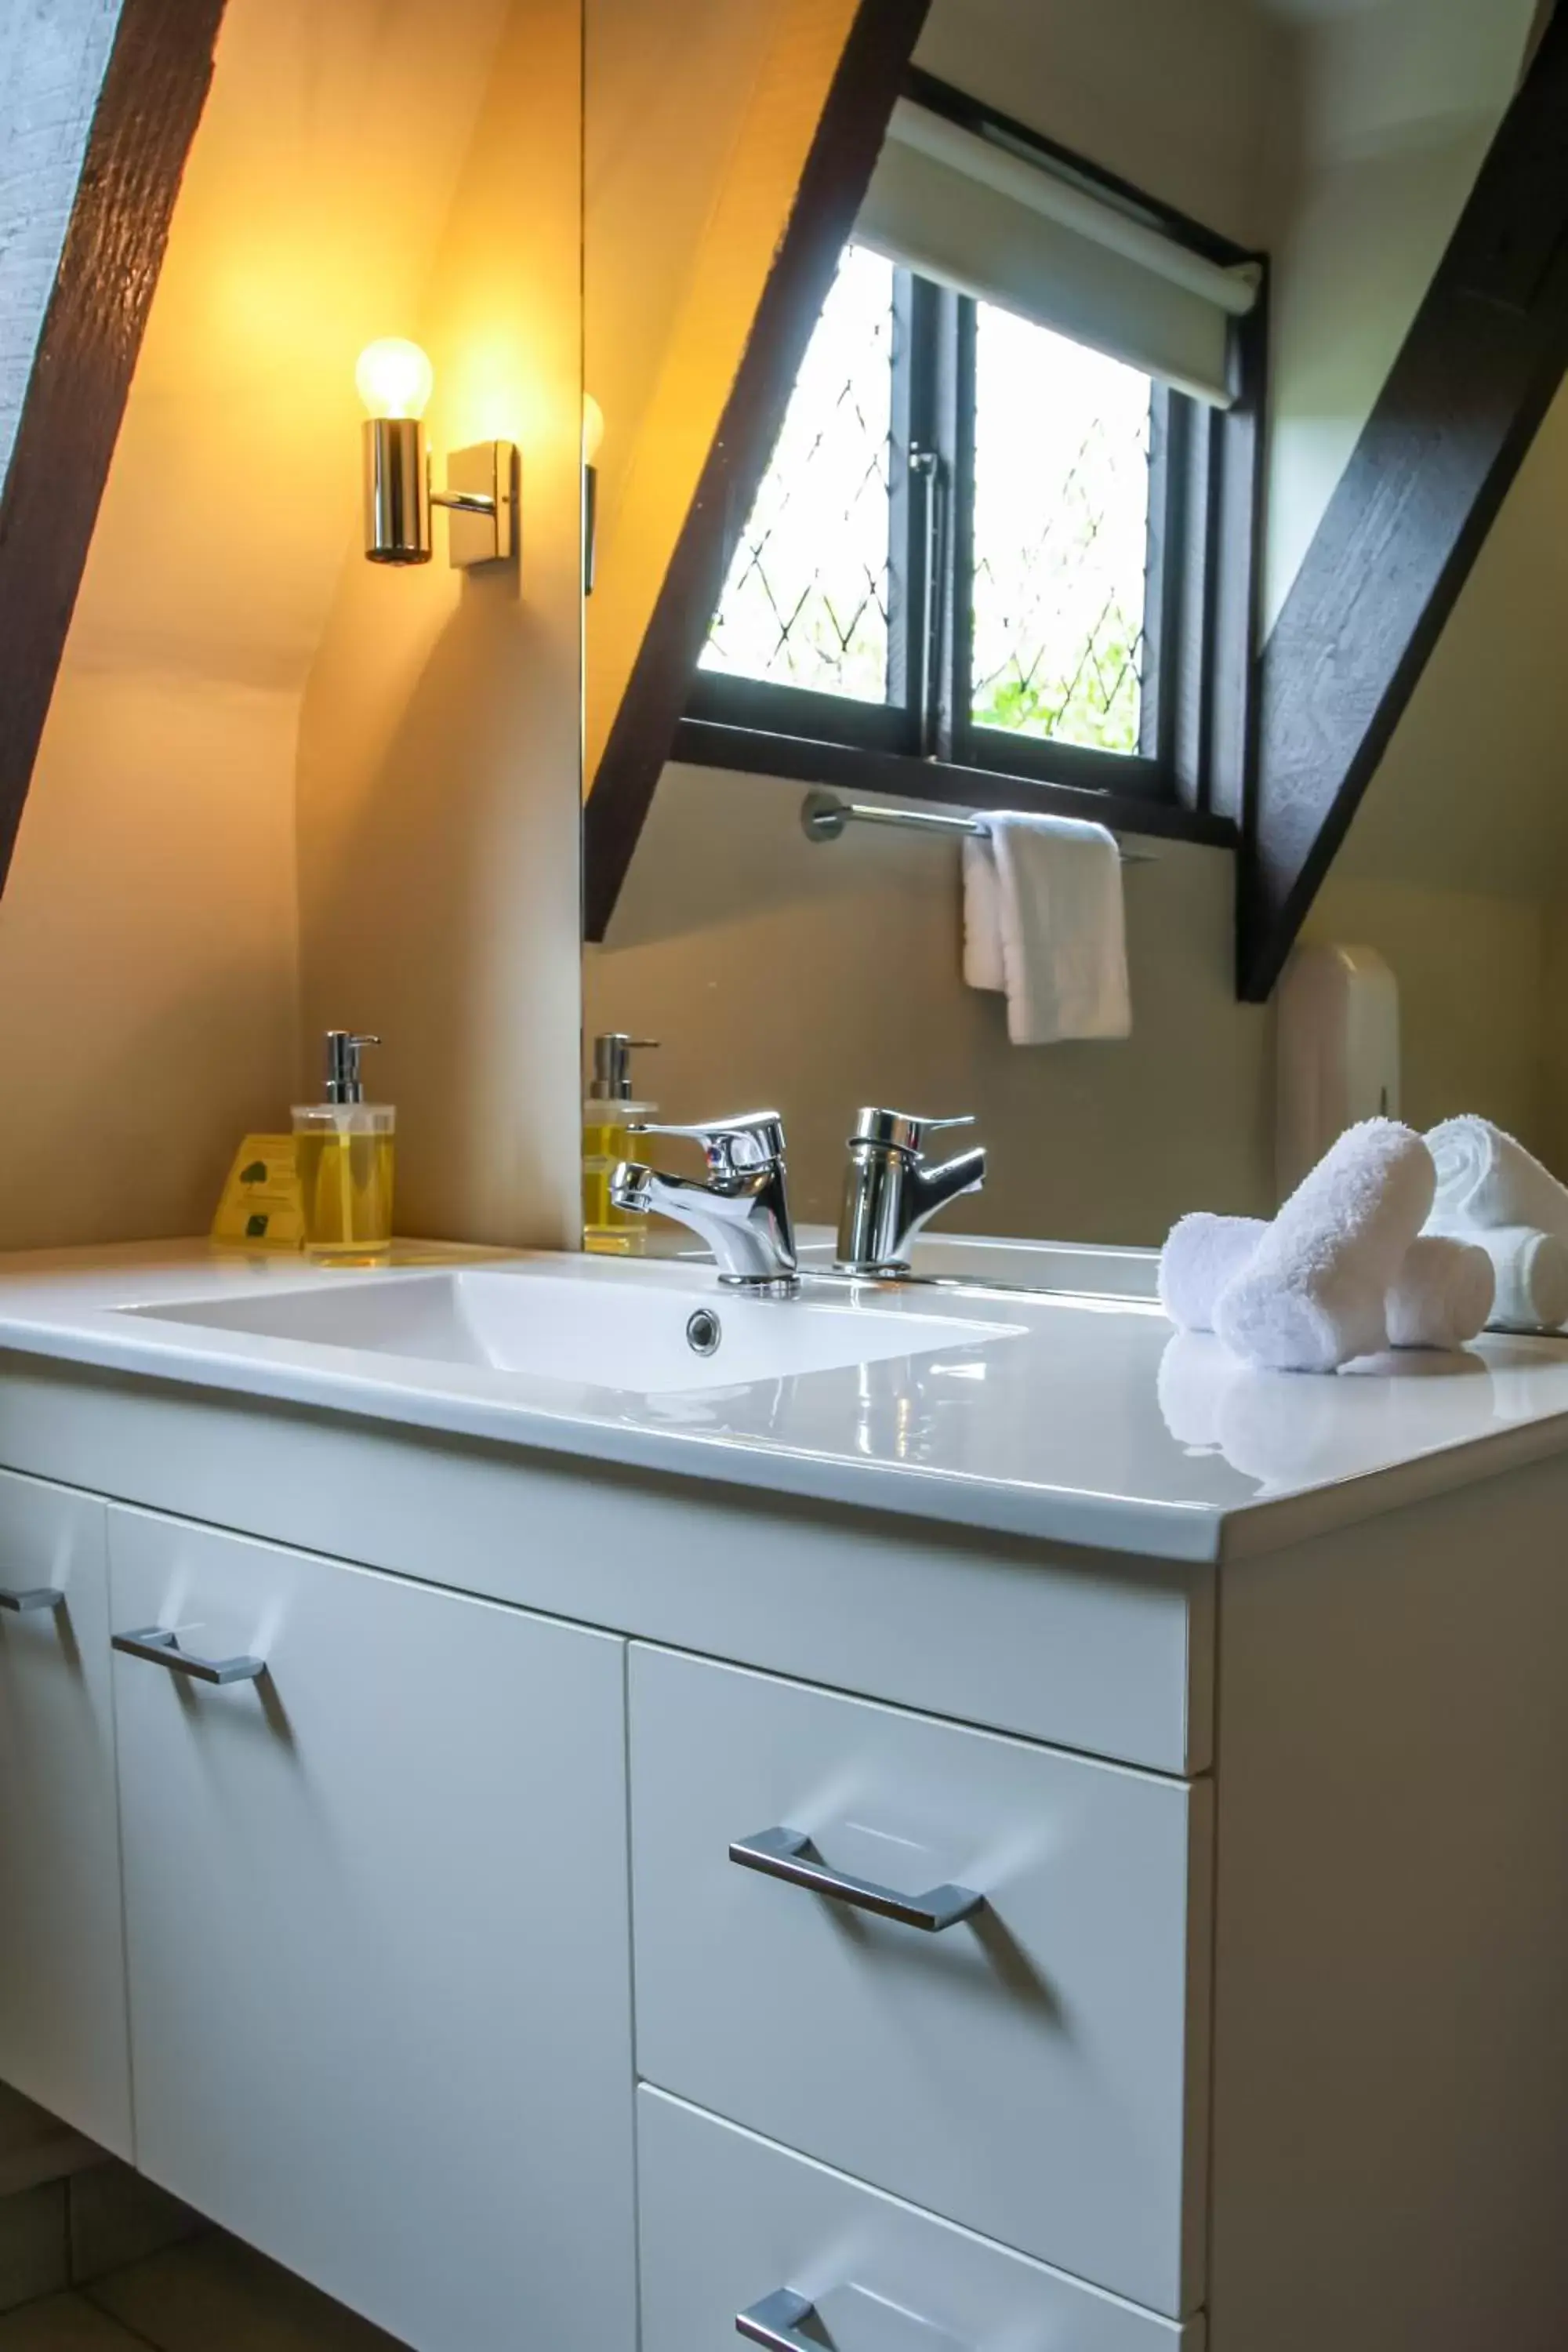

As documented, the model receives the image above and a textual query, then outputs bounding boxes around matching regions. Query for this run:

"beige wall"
[1303,876,1548,1152]
[587,765,1276,1242]
[0,0,580,1254]
[916,0,1284,249]
[584,0,861,788]
[297,0,583,1249]
[588,768,1555,1238]
[1261,0,1537,626]
[0,0,512,1250]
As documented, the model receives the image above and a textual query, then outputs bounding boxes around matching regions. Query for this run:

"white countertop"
[3,1237,1568,1563]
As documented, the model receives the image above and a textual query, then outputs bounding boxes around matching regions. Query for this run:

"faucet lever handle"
[630,1110,787,1174]
[849,1108,974,1156]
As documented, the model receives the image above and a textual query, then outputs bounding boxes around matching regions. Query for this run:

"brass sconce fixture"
[583,392,603,596]
[357,338,515,568]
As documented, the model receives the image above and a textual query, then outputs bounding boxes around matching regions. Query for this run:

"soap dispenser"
[293,1031,396,1259]
[583,1033,658,1254]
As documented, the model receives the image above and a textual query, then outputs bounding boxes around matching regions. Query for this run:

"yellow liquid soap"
[583,1116,645,1255]
[296,1127,395,1258]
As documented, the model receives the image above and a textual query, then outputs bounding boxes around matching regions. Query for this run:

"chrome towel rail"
[800,787,1156,864]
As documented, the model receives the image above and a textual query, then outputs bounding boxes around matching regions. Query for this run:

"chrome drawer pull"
[728,1824,984,1933]
[112,1628,264,1686]
[736,2289,818,2350]
[0,1585,64,1613]
[739,2288,964,2350]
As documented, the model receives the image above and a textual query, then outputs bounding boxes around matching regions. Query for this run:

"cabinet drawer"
[0,1469,130,2155]
[639,2088,1203,2351]
[630,1646,1210,2318]
[108,1507,636,2352]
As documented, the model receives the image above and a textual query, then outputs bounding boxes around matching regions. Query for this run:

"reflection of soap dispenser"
[583,1033,657,1254]
[293,1031,396,1259]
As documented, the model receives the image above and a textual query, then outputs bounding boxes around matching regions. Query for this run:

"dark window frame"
[675,74,1266,847]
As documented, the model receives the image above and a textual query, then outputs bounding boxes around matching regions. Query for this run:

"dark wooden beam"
[584,0,932,944]
[1239,5,1568,1001]
[0,0,227,898]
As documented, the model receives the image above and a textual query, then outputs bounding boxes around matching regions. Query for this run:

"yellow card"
[210,1134,306,1250]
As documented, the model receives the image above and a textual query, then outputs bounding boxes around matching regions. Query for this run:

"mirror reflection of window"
[702,249,1153,764]
[685,78,1261,816]
[970,304,1150,757]
[702,245,896,706]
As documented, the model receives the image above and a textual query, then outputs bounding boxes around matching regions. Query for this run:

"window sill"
[671,718,1240,851]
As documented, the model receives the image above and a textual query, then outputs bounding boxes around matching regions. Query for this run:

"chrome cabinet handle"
[729,1825,984,1933]
[739,2289,966,2350]
[0,1585,64,1613]
[111,1628,264,1686]
[737,2290,817,2350]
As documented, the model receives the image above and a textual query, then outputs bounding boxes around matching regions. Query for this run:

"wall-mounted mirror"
[583,0,1555,1272]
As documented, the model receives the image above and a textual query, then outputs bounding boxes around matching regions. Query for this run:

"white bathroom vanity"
[1,1239,1566,2352]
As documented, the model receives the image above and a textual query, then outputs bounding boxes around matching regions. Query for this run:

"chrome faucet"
[610,1112,800,1294]
[836,1108,986,1276]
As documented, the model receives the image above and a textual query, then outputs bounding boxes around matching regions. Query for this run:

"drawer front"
[631,1646,1210,2318]
[639,2088,1204,2352]
[0,1468,130,2156]
[108,1506,636,2352]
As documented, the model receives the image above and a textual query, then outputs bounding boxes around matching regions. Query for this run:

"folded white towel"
[1428,1222,1568,1332]
[962,811,1130,1044]
[1426,1117,1568,1243]
[1162,1210,1490,1348]
[1213,1119,1436,1372]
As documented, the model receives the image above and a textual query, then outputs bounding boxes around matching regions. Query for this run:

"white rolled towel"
[1213,1120,1436,1372]
[1383,1235,1494,1350]
[1157,1212,1262,1332]
[1426,1117,1568,1243]
[1430,1223,1568,1332]
[1161,1209,1491,1350]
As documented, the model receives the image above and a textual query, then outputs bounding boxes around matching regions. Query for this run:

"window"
[702,245,896,706]
[683,82,1265,829]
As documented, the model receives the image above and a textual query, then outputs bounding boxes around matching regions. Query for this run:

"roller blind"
[856,99,1261,408]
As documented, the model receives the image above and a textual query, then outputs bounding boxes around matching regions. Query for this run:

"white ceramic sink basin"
[124,1268,1022,1397]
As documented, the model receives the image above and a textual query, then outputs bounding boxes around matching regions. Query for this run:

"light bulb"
[356,338,434,422]
[583,393,605,463]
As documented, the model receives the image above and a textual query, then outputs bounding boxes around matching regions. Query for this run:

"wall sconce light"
[357,337,515,568]
[583,393,604,597]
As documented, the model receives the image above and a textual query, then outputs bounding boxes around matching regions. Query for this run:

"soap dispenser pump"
[293,1030,396,1258]
[583,1032,658,1254]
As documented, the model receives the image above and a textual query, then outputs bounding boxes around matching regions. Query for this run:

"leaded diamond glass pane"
[701,244,894,702]
[971,304,1152,756]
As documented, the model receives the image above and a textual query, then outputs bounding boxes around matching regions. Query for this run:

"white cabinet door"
[108,1508,635,2352]
[0,1469,130,2155]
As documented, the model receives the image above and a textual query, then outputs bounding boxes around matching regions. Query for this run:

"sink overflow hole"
[685,1308,722,1356]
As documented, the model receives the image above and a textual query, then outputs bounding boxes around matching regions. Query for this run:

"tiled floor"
[0,2234,408,2352]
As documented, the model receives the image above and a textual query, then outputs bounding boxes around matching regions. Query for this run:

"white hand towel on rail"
[962,811,1130,1044]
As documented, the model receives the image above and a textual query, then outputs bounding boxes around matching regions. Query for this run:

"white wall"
[0,0,121,482]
